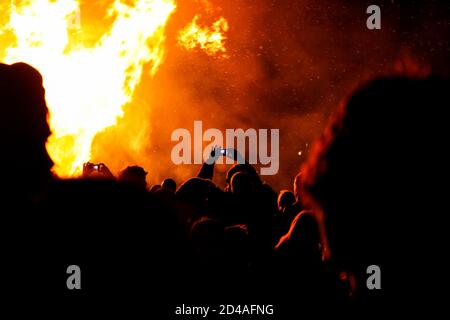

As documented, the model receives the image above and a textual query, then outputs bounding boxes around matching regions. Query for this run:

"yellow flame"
[2,0,176,177]
[178,15,229,58]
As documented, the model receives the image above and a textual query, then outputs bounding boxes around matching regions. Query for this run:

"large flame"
[178,15,229,58]
[1,0,176,177]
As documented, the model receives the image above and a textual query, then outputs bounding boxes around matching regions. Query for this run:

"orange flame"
[1,0,176,177]
[178,15,229,58]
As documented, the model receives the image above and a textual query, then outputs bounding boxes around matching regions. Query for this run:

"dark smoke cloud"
[92,0,450,191]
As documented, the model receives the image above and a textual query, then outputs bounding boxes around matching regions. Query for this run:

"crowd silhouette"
[1,62,448,317]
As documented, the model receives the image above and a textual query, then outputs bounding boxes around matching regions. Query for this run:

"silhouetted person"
[0,62,53,198]
[275,189,300,236]
[0,63,181,313]
[0,62,56,309]
[161,178,176,193]
[154,178,177,205]
[301,76,450,313]
[118,165,147,189]
[278,190,296,213]
[275,210,322,268]
[225,163,261,191]
[230,171,255,195]
[175,177,217,227]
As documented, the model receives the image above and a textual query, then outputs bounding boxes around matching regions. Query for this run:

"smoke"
[91,0,450,190]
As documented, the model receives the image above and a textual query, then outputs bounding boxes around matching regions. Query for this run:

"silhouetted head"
[301,76,449,271]
[176,177,215,208]
[230,172,254,195]
[226,164,261,188]
[277,190,296,213]
[118,165,147,189]
[0,62,53,191]
[161,178,176,193]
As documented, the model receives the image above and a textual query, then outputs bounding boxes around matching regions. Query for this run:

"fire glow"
[1,0,229,177]
[178,15,229,58]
